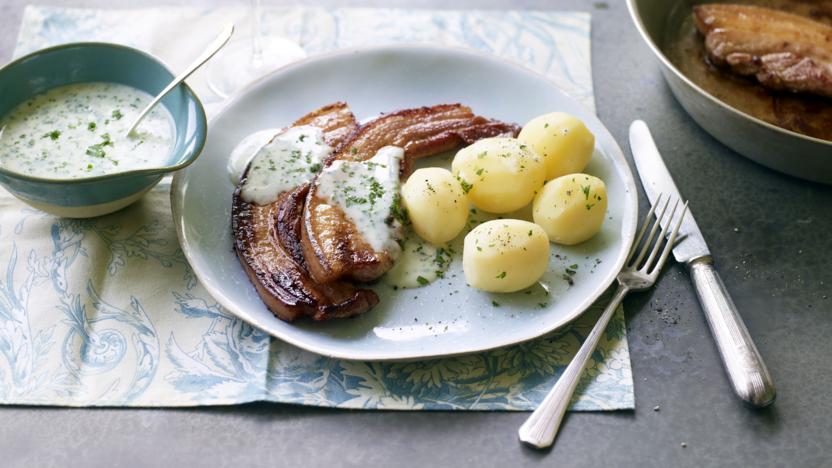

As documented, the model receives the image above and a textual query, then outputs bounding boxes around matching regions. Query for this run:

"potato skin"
[452,137,545,214]
[401,167,468,244]
[463,219,550,293]
[532,174,607,245]
[519,112,595,180]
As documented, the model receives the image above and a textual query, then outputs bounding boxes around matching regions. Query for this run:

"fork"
[518,193,688,449]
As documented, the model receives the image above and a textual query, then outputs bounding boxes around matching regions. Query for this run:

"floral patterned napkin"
[0,5,634,410]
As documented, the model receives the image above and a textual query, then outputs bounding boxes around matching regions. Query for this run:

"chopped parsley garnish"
[528,230,533,237]
[112,109,124,120]
[346,195,368,206]
[416,276,429,286]
[368,178,385,207]
[457,176,473,194]
[309,163,322,173]
[387,193,409,225]
[298,134,307,142]
[85,132,113,156]
[85,144,106,158]
[496,271,507,279]
[87,122,97,131]
[581,184,591,199]
[434,247,450,269]
[491,300,501,307]
[475,168,485,176]
[350,147,358,155]
[43,130,61,140]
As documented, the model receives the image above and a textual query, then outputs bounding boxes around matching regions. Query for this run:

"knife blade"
[628,121,709,264]
[629,120,776,407]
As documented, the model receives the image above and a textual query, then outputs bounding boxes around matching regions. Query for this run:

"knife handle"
[689,257,776,407]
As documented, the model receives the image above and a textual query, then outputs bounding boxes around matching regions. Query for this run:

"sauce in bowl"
[0,82,174,178]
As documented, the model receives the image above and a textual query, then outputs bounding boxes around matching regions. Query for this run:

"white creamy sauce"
[239,125,331,205]
[227,128,280,185]
[0,82,173,178]
[316,146,404,255]
[383,236,453,289]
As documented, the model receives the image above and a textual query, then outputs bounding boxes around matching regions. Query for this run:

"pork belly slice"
[232,102,378,321]
[302,104,520,285]
[694,4,832,98]
[331,103,522,175]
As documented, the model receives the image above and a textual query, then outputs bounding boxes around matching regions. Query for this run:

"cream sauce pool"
[383,235,454,289]
[227,128,280,185]
[0,82,174,178]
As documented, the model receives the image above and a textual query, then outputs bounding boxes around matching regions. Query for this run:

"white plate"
[171,45,638,361]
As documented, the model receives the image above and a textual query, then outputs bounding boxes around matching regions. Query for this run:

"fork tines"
[627,193,689,274]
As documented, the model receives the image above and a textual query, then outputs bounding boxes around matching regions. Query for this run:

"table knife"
[629,120,775,407]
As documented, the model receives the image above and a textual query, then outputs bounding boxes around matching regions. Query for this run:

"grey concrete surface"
[1,1,831,467]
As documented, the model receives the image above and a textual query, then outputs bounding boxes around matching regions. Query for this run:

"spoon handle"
[518,284,629,449]
[125,23,235,136]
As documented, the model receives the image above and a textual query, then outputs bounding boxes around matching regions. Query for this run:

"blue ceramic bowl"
[0,42,207,217]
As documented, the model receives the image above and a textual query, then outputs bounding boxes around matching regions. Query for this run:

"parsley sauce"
[0,82,173,178]
[227,128,280,185]
[316,146,404,255]
[239,125,330,205]
[383,236,453,288]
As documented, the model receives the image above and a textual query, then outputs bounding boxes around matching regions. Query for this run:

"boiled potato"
[401,167,468,244]
[519,112,595,180]
[452,137,545,214]
[533,174,607,245]
[463,219,549,293]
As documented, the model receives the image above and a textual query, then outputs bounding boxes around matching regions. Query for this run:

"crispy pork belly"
[232,102,378,321]
[234,102,518,321]
[302,104,519,285]
[694,4,832,98]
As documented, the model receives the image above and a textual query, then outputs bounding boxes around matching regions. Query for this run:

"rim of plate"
[171,44,639,361]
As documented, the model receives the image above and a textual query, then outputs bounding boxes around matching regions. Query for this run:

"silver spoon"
[124,23,235,137]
